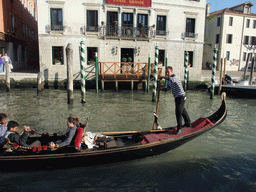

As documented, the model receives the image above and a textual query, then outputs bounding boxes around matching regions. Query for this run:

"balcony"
[99,24,155,40]
[182,32,198,40]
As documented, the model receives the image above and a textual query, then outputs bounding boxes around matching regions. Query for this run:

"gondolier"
[159,66,191,134]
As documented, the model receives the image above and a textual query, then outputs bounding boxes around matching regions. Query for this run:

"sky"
[206,0,256,14]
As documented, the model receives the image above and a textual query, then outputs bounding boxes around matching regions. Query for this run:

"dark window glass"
[185,18,196,37]
[226,34,233,44]
[156,15,166,35]
[87,10,98,32]
[52,46,63,65]
[50,8,63,31]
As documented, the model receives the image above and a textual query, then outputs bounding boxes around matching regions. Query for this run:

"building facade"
[38,0,206,80]
[204,2,256,71]
[0,0,39,72]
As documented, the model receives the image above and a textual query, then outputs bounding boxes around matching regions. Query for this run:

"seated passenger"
[0,113,8,137]
[224,74,232,84]
[4,120,41,147]
[49,117,79,149]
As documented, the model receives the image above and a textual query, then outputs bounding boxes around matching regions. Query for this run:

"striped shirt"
[165,74,185,98]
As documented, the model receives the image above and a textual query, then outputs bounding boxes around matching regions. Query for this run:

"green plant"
[122,57,127,62]
[128,57,132,62]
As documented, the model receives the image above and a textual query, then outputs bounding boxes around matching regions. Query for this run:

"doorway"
[121,48,134,62]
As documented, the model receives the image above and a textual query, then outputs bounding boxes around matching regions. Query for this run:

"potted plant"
[88,60,95,65]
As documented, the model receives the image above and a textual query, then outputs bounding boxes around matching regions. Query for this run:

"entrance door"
[121,48,134,62]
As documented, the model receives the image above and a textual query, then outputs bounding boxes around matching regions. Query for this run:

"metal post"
[249,56,255,85]
[165,54,168,86]
[95,52,99,93]
[184,51,188,91]
[152,46,159,102]
[80,41,86,103]
[66,43,73,104]
[218,58,223,95]
[210,46,218,99]
[147,54,151,92]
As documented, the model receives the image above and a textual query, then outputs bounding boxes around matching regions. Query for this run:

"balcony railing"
[183,32,198,39]
[99,24,155,40]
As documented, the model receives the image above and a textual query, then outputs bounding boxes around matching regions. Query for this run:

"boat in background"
[208,80,256,98]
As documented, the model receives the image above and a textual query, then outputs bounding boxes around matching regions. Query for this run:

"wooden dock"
[99,62,154,90]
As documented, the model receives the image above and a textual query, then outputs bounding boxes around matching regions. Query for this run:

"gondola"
[0,93,227,171]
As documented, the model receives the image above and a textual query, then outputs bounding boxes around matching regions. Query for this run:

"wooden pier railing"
[99,62,154,81]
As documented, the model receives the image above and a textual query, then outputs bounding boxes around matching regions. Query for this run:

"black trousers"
[175,96,190,129]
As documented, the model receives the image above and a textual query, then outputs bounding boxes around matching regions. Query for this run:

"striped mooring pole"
[165,54,168,86]
[80,41,86,103]
[152,46,159,102]
[95,52,99,93]
[147,54,151,92]
[184,51,188,91]
[210,46,218,99]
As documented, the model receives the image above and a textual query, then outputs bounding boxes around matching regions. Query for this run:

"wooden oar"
[152,69,162,130]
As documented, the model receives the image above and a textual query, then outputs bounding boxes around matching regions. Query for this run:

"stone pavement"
[0,70,247,82]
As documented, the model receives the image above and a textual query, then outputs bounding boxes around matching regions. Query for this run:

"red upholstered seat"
[141,134,161,144]
[191,117,215,129]
[73,127,84,149]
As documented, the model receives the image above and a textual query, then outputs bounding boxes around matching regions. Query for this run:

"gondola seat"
[191,117,215,129]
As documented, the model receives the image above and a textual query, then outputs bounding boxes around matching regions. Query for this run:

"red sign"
[106,0,151,7]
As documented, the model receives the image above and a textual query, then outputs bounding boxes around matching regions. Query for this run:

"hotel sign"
[106,0,151,7]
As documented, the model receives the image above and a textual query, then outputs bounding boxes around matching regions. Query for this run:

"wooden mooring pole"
[37,71,44,95]
[66,43,73,104]
[249,56,255,85]
[5,61,10,92]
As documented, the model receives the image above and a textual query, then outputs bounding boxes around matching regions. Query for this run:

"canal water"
[0,89,256,192]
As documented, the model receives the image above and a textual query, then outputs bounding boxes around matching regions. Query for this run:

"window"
[159,50,165,66]
[107,11,118,36]
[52,46,63,65]
[251,36,256,45]
[137,14,148,27]
[246,19,250,28]
[87,47,98,64]
[137,14,148,37]
[13,45,18,62]
[184,51,194,67]
[122,13,133,27]
[243,52,247,61]
[50,8,63,31]
[87,10,98,32]
[253,20,256,29]
[229,17,233,26]
[10,13,15,32]
[185,18,196,37]
[244,36,249,44]
[217,17,221,27]
[216,34,220,44]
[226,51,230,60]
[156,15,166,35]
[21,47,26,62]
[226,34,233,44]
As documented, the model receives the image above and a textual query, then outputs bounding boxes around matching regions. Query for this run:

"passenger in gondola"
[4,120,41,147]
[48,117,79,149]
[0,113,8,137]
[159,66,191,135]
[224,74,232,84]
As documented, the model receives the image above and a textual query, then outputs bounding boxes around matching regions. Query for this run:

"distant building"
[38,0,206,80]
[0,0,39,72]
[204,2,256,71]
